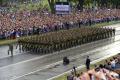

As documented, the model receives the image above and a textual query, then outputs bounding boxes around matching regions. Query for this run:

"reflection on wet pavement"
[0,24,120,80]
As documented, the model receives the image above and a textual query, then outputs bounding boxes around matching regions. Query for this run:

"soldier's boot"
[11,51,13,57]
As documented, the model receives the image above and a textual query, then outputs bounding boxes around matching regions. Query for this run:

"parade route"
[0,24,120,80]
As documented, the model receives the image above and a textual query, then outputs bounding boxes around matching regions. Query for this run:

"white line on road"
[0,36,119,80]
[11,43,120,80]
[0,36,115,70]
[11,60,62,80]
[47,52,119,80]
[0,23,119,80]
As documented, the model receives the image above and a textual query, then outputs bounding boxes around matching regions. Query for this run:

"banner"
[55,2,70,14]
[55,5,70,12]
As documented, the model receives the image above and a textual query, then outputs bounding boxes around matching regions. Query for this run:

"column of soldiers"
[18,27,115,54]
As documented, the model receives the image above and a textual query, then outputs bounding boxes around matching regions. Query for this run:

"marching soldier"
[18,27,115,54]
[8,44,14,57]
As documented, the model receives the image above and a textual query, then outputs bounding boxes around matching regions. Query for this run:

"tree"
[48,0,56,13]
[110,0,120,8]
[0,0,8,7]
[78,0,84,10]
[0,0,3,6]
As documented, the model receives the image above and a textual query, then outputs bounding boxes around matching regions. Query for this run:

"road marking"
[0,54,54,70]
[0,35,119,72]
[0,36,116,70]
[0,23,119,79]
[11,60,62,80]
[11,43,120,80]
[47,52,119,80]
[0,38,118,80]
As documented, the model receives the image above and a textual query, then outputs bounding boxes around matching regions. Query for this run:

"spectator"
[0,9,120,40]
[63,56,70,65]
[68,54,120,80]
[73,74,80,80]
[110,59,116,70]
[67,71,74,80]
[85,56,91,70]
[72,66,77,75]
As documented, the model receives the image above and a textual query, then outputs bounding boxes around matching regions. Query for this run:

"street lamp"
[93,0,96,10]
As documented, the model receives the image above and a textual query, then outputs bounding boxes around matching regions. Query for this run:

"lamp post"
[93,0,96,10]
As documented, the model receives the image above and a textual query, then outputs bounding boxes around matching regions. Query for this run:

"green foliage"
[13,0,50,12]
[0,0,7,5]
[1,0,120,12]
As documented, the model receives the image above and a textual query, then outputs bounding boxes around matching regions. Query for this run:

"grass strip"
[0,39,17,46]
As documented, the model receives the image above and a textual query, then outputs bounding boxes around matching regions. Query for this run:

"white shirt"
[74,77,80,80]
[111,60,116,68]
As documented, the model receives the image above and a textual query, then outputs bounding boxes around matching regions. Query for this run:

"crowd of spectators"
[0,9,120,40]
[67,54,120,80]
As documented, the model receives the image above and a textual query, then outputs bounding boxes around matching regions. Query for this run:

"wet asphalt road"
[0,24,120,80]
